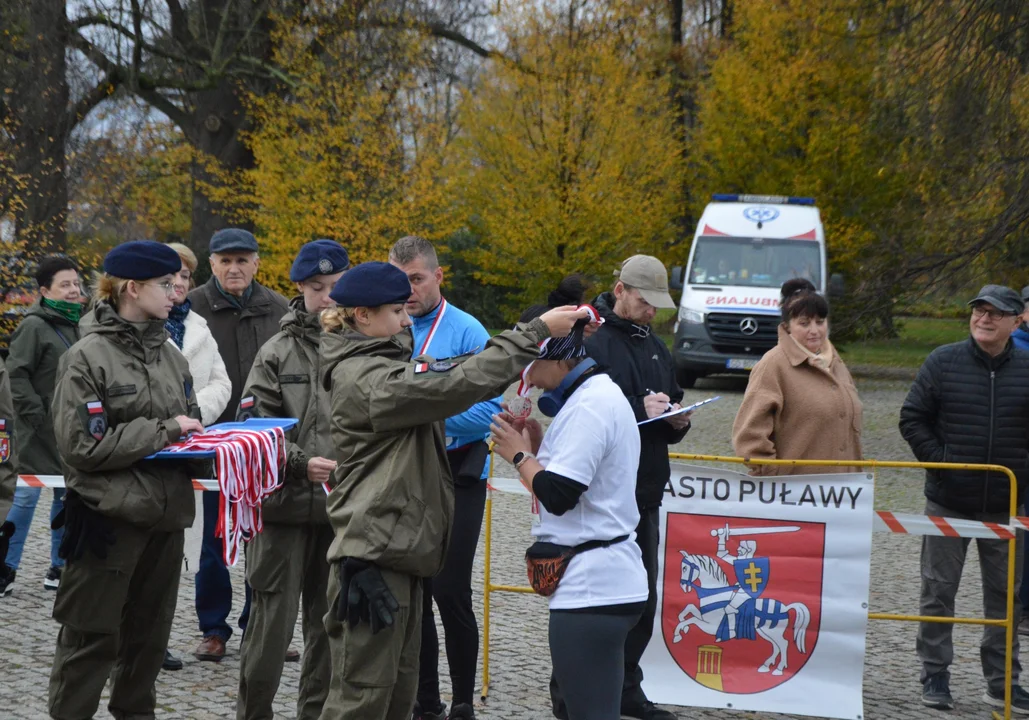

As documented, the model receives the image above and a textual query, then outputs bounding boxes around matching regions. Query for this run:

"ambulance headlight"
[678,308,704,325]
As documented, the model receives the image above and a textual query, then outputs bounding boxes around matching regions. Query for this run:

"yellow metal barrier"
[479,453,1020,720]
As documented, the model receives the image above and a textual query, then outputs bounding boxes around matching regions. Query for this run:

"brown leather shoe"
[285,647,300,662]
[194,635,226,662]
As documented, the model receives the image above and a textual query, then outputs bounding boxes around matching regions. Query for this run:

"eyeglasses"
[143,281,177,296]
[971,306,1015,321]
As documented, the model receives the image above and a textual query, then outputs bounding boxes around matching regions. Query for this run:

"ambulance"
[669,194,838,388]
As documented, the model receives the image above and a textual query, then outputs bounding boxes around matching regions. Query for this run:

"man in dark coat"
[187,228,289,661]
[564,255,691,720]
[900,284,1029,714]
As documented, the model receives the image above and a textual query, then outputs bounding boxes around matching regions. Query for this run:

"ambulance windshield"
[688,236,821,288]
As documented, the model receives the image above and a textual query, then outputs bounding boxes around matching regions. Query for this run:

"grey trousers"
[917,499,1023,691]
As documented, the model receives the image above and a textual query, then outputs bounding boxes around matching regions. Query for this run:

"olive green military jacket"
[240,298,330,525]
[52,302,201,532]
[319,318,550,578]
[7,299,81,475]
[0,358,16,525]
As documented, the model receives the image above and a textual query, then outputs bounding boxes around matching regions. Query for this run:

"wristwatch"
[512,451,536,470]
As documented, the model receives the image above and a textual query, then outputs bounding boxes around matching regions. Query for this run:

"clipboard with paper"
[637,396,721,426]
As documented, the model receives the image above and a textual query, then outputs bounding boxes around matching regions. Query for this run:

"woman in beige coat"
[732,278,863,475]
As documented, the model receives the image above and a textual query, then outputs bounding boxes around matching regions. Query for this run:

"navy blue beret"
[329,262,411,307]
[210,228,259,254]
[103,241,183,280]
[290,240,351,282]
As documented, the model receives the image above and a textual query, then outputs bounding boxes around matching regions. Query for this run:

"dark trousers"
[196,490,251,641]
[918,499,1022,691]
[417,468,488,708]
[551,505,660,716]
[550,609,642,720]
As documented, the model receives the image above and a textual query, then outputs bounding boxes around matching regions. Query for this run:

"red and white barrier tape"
[485,477,1025,540]
[15,474,1028,541]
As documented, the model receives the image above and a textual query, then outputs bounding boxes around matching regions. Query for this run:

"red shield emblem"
[661,512,824,693]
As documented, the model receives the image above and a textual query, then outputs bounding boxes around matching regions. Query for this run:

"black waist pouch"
[448,440,490,486]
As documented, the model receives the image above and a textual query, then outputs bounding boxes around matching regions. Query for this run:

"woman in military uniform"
[47,241,205,720]
[317,261,589,720]
[0,356,18,582]
[236,240,349,720]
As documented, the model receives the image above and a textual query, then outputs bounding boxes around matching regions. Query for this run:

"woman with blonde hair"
[318,261,590,719]
[48,240,205,719]
[732,277,863,475]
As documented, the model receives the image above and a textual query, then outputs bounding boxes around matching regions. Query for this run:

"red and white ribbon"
[159,427,287,566]
[418,298,448,357]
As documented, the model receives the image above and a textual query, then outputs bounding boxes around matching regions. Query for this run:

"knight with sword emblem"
[712,523,798,641]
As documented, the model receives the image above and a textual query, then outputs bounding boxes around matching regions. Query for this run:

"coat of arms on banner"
[662,512,824,694]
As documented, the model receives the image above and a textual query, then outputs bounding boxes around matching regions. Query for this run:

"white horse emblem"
[672,524,811,676]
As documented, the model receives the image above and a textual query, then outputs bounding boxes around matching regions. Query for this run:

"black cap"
[210,228,259,254]
[967,284,1025,315]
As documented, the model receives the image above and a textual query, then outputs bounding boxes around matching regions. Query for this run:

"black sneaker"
[43,566,61,590]
[922,673,955,710]
[0,566,15,597]
[162,649,184,671]
[447,704,476,720]
[984,685,1029,715]
[413,702,447,720]
[621,700,677,720]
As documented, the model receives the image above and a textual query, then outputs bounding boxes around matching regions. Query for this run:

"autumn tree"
[448,0,686,313]
[207,7,456,297]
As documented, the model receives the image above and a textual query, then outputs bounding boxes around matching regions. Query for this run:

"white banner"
[640,463,873,720]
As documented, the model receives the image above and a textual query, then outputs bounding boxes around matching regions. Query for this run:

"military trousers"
[237,522,333,720]
[321,565,422,720]
[48,522,183,720]
[918,499,1023,691]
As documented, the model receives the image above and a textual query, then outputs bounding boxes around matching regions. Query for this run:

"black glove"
[55,491,116,562]
[0,521,14,567]
[337,558,400,634]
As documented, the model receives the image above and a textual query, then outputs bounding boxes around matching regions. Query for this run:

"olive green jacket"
[0,358,16,525]
[52,302,201,531]
[6,300,81,475]
[319,318,550,577]
[240,298,330,525]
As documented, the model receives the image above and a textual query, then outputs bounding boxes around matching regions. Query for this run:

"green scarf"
[42,297,82,324]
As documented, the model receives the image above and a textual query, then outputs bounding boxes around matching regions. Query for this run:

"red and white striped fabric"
[158,427,287,566]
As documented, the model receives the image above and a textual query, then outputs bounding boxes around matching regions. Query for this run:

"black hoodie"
[585,292,688,509]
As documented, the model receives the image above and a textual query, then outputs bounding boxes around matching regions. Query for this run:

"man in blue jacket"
[389,236,501,720]
[1013,285,1029,351]
[900,285,1029,714]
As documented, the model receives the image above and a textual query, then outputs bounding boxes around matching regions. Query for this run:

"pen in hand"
[645,388,675,413]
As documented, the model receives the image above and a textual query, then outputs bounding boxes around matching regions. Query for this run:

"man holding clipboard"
[567,255,691,720]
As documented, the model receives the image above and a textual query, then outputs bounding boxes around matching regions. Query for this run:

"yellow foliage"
[447,0,686,312]
[212,9,455,298]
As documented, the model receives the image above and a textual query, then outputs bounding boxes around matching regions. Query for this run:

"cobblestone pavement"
[1,375,1021,719]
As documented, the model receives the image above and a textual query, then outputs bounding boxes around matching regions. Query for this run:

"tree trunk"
[10,0,69,255]
[185,81,256,254]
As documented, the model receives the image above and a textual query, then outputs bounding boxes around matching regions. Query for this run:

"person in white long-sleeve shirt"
[161,242,232,671]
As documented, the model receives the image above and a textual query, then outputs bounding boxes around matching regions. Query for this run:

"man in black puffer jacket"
[561,255,690,720]
[900,284,1029,714]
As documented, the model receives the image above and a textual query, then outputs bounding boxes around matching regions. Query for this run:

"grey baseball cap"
[209,228,259,254]
[615,255,676,309]
[967,284,1025,315]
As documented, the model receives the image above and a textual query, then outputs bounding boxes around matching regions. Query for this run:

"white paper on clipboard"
[637,395,721,426]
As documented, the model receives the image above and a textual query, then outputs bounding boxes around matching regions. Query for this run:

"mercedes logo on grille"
[739,317,759,335]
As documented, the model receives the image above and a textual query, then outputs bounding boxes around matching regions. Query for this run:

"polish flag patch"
[240,397,255,409]
[87,401,104,415]
[414,363,429,374]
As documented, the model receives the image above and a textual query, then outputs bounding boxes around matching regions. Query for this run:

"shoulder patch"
[428,361,457,373]
[0,420,10,464]
[237,395,257,421]
[84,401,107,441]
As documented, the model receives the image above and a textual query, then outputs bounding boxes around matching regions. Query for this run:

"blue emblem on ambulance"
[743,206,780,223]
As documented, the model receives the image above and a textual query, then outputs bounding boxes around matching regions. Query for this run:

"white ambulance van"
[669,194,835,388]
